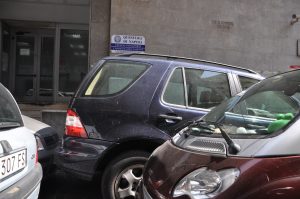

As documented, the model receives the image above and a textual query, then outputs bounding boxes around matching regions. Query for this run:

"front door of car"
[149,65,235,136]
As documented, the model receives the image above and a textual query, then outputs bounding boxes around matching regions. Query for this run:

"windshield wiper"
[183,121,214,138]
[205,121,241,154]
[0,122,21,129]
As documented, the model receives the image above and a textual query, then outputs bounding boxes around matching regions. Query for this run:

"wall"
[0,0,89,24]
[110,0,300,74]
[89,0,111,65]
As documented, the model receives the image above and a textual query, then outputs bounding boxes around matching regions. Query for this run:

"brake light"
[35,148,38,165]
[65,109,88,138]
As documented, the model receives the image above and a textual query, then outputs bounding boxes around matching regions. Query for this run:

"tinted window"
[163,68,185,106]
[85,61,148,96]
[185,69,230,109]
[239,76,259,90]
[59,29,88,97]
[0,84,22,125]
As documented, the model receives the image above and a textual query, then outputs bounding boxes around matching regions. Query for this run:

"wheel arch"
[94,137,165,174]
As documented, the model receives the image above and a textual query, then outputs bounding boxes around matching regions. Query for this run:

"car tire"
[101,150,150,199]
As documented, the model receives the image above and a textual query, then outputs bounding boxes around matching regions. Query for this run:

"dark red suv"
[139,70,300,199]
[55,53,263,199]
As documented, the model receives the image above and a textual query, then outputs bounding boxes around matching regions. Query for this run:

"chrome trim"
[160,67,188,108]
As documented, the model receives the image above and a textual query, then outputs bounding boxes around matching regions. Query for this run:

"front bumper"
[55,137,115,181]
[0,163,43,199]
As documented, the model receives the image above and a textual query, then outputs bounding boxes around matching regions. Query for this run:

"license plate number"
[0,149,27,180]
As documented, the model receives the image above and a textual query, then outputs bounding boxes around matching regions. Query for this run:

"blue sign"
[111,43,145,52]
[111,35,145,53]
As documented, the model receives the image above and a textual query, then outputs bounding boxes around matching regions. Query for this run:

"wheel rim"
[114,164,144,199]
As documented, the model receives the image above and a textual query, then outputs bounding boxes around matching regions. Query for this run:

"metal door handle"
[159,114,182,121]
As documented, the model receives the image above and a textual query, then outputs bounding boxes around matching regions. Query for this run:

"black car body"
[22,115,59,174]
[56,53,264,199]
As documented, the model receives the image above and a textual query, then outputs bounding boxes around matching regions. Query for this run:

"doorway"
[14,29,54,104]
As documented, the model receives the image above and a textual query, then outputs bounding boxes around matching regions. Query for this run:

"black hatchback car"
[56,53,264,199]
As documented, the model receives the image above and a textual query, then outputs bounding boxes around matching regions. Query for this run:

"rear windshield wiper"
[0,122,21,129]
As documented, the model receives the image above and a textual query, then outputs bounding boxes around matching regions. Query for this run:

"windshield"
[193,70,300,137]
[0,84,23,128]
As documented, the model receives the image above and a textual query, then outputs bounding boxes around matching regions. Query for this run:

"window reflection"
[59,29,88,97]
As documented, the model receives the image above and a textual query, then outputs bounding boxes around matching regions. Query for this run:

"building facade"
[1,0,300,104]
[0,0,90,104]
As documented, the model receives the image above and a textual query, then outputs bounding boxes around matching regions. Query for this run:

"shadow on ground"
[39,169,100,199]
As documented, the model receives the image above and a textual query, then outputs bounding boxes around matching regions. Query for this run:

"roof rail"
[118,53,258,74]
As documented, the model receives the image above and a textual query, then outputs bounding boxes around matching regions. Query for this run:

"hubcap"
[114,164,144,199]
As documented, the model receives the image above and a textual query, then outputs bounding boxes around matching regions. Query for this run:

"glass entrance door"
[14,30,54,104]
[15,32,36,102]
[38,35,54,102]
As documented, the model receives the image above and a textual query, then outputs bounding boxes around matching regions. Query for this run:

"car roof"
[103,53,263,79]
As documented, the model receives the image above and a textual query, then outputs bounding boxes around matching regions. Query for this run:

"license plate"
[0,149,27,180]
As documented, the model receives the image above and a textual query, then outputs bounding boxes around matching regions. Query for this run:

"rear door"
[73,60,165,141]
[149,64,236,136]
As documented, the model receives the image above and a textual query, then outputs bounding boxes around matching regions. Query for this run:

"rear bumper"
[0,163,43,199]
[38,147,56,174]
[55,137,115,181]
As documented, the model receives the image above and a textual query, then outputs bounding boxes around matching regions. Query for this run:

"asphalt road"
[39,169,100,199]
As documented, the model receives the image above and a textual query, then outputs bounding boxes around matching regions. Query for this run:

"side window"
[185,69,231,109]
[85,61,148,96]
[239,76,260,90]
[163,68,185,106]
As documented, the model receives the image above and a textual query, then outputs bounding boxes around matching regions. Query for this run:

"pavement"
[39,169,100,199]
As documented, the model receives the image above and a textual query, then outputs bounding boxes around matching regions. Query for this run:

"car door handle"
[159,114,183,121]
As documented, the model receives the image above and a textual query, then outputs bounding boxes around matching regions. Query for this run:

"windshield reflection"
[192,70,300,137]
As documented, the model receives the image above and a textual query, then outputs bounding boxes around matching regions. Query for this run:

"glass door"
[1,23,11,89]
[38,35,54,103]
[14,29,55,104]
[14,31,37,102]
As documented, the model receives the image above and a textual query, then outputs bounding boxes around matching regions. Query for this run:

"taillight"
[65,109,88,138]
[35,148,38,165]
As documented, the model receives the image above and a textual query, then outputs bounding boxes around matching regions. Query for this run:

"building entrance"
[14,29,54,104]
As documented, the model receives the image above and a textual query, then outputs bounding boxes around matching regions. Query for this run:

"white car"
[0,84,42,199]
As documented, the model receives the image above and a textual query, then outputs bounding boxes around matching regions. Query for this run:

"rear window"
[0,84,23,126]
[85,61,148,96]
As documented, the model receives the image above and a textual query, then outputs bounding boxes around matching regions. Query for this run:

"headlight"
[173,167,239,199]
[35,135,45,151]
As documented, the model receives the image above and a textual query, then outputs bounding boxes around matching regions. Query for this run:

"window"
[185,69,230,109]
[85,61,148,96]
[163,68,185,106]
[239,76,259,90]
[59,29,88,97]
[0,84,22,126]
